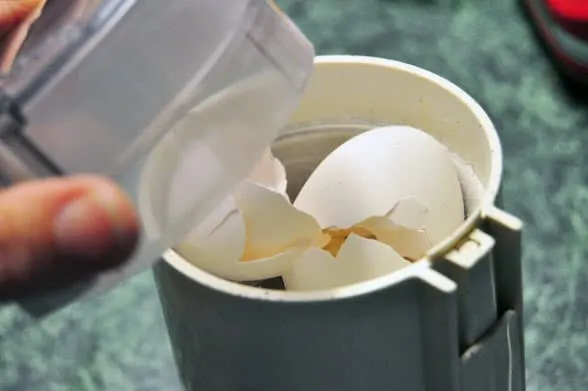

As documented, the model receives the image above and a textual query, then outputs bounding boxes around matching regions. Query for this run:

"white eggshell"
[293,126,464,245]
[449,152,485,217]
[358,217,430,261]
[357,198,431,260]
[176,204,247,280]
[177,151,319,281]
[179,231,308,282]
[385,198,428,230]
[235,181,327,261]
[283,234,411,291]
[247,149,287,194]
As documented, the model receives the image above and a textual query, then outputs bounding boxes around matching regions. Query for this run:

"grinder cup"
[155,56,525,391]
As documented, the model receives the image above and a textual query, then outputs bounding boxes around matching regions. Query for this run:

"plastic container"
[8,0,314,314]
[155,56,525,391]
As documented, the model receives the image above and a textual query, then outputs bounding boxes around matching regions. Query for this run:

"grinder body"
[156,56,527,391]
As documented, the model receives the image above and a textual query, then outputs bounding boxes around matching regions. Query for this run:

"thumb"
[0,175,140,301]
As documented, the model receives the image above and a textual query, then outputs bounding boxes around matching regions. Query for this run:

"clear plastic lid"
[10,0,314,314]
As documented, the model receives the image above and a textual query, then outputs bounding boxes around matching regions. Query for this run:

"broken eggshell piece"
[356,198,432,262]
[176,151,327,282]
[282,234,410,291]
[293,125,465,245]
[178,125,465,290]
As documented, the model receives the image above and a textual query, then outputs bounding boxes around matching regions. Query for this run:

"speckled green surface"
[1,0,587,390]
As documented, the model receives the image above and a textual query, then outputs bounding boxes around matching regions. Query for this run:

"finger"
[0,0,42,31]
[0,0,47,72]
[0,175,140,301]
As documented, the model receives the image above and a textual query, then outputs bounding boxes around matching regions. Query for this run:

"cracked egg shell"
[176,151,326,282]
[293,125,465,245]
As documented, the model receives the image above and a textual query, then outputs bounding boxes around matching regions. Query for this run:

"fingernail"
[53,186,139,264]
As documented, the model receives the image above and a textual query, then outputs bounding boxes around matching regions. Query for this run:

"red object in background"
[547,0,588,39]
[547,0,588,20]
[522,0,588,82]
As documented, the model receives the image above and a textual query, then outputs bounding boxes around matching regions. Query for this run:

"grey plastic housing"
[155,206,524,391]
[154,56,526,391]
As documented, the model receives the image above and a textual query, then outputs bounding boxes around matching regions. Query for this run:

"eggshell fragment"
[235,181,328,261]
[247,148,287,194]
[176,205,247,280]
[293,126,464,245]
[178,150,327,282]
[179,227,309,282]
[283,234,411,291]
[357,198,431,260]
[358,217,430,261]
[385,198,428,230]
[178,148,286,269]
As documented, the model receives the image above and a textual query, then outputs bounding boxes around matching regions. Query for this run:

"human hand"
[0,176,140,301]
[0,0,47,72]
[0,2,140,301]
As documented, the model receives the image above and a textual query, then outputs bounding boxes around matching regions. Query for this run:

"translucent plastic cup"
[18,0,314,314]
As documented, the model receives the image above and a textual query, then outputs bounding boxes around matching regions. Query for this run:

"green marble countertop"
[1,0,587,390]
